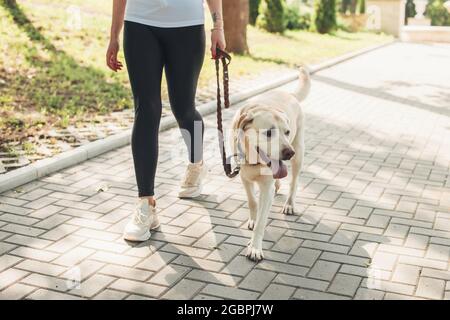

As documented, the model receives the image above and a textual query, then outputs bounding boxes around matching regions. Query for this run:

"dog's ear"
[235,112,253,131]
[231,111,253,154]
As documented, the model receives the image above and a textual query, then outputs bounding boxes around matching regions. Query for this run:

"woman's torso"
[125,0,205,28]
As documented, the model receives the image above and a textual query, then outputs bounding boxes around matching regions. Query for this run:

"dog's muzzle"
[281,148,295,161]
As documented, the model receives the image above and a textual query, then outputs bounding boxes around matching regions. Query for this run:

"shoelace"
[133,205,152,225]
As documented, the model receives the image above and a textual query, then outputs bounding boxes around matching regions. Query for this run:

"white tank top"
[125,0,205,28]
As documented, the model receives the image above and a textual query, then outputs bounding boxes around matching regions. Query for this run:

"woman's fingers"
[108,54,123,72]
[106,52,116,71]
[211,43,217,59]
[106,41,122,72]
[220,39,226,51]
[110,55,117,70]
[211,36,218,58]
[211,29,227,59]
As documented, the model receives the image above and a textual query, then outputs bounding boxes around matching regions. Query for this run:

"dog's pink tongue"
[271,160,288,179]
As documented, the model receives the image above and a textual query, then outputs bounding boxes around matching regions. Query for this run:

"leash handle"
[214,47,240,178]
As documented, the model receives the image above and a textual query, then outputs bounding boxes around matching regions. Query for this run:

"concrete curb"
[0,40,395,193]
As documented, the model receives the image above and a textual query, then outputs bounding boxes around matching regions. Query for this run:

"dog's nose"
[281,148,295,160]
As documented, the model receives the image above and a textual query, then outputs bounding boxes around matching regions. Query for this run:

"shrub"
[299,12,312,30]
[249,0,261,25]
[426,0,450,26]
[340,0,357,14]
[313,0,337,33]
[359,0,366,14]
[256,0,286,33]
[405,0,416,24]
[284,5,301,29]
[284,5,312,30]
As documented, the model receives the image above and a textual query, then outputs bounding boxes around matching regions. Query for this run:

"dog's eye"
[285,130,290,135]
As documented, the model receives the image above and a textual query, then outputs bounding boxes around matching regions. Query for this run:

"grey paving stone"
[271,236,303,254]
[206,243,243,262]
[0,283,36,300]
[28,289,85,300]
[0,268,29,290]
[109,279,166,298]
[186,269,241,286]
[330,230,358,246]
[54,247,95,267]
[415,277,445,300]
[328,274,361,297]
[9,247,59,262]
[172,254,226,272]
[21,273,69,292]
[294,288,350,300]
[259,284,295,300]
[289,247,321,267]
[384,293,424,300]
[162,279,204,299]
[274,274,328,292]
[201,284,259,300]
[354,288,385,300]
[222,255,255,277]
[0,254,22,272]
[239,269,276,292]
[149,264,191,287]
[15,260,66,277]
[302,240,349,254]
[362,278,415,296]
[70,274,116,298]
[4,234,52,250]
[392,264,420,285]
[93,289,128,300]
[307,260,340,281]
[100,263,153,281]
[256,258,308,276]
[136,252,177,272]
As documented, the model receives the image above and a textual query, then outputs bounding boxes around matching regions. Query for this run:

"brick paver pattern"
[0,42,449,300]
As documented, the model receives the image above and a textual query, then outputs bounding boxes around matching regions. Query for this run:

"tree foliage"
[314,0,337,34]
[257,0,286,33]
[249,0,261,25]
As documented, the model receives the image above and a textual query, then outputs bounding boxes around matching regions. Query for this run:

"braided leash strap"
[215,48,240,178]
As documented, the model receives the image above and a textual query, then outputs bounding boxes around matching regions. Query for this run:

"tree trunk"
[4,0,18,6]
[223,0,249,54]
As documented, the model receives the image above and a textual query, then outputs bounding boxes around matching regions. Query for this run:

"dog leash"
[214,47,241,178]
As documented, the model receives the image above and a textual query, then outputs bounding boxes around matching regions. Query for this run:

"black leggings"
[123,21,205,197]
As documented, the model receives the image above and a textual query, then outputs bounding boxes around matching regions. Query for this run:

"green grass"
[0,0,393,146]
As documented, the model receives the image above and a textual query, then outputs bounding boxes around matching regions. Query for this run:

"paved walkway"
[1,42,450,300]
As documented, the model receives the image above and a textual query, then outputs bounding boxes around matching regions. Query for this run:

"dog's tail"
[293,66,311,102]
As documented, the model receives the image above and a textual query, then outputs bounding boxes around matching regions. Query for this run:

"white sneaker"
[178,161,207,198]
[123,199,160,241]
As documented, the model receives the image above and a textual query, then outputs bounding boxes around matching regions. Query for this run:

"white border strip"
[0,40,395,193]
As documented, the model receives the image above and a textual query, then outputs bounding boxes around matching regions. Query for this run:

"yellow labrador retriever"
[230,68,311,261]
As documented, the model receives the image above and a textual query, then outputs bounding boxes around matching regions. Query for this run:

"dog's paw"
[246,245,264,262]
[247,218,255,230]
[282,201,295,215]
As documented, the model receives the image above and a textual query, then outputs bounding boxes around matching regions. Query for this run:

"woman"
[107,0,226,241]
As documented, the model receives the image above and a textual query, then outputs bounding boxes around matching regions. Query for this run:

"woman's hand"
[106,38,123,72]
[211,29,226,59]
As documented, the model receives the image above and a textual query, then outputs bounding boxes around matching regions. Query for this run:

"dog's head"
[234,105,295,179]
